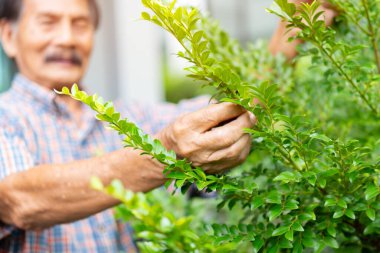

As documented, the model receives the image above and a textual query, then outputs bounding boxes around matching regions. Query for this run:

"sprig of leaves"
[91,178,237,252]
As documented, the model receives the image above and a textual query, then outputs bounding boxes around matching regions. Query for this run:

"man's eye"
[40,19,55,26]
[74,20,90,28]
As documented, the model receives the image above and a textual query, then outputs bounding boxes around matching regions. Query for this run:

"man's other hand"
[157,103,256,174]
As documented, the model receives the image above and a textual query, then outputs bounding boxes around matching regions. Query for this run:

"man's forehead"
[23,0,91,16]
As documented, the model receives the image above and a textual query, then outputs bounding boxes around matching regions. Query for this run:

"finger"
[206,134,252,169]
[201,112,256,150]
[196,135,251,174]
[185,103,246,133]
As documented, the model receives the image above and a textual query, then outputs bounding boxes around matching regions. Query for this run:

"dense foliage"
[59,0,380,252]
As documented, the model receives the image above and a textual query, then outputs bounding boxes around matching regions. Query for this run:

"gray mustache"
[45,51,82,66]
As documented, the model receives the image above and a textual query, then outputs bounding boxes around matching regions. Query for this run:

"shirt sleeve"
[118,95,211,135]
[0,222,15,241]
[0,124,35,240]
[0,124,35,180]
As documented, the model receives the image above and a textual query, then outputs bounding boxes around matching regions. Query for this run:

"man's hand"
[157,103,256,174]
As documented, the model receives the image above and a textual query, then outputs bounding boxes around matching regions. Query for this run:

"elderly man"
[0,0,338,251]
[0,0,256,252]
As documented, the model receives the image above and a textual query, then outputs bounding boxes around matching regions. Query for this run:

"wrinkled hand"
[157,103,256,174]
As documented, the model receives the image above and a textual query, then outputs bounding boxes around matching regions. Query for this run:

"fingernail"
[248,112,256,123]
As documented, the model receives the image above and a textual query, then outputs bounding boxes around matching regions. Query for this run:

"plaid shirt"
[0,74,208,252]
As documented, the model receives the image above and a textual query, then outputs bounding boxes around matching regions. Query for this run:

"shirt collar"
[12,73,60,112]
[10,73,100,142]
[11,73,97,122]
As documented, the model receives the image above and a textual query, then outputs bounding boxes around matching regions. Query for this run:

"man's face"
[7,0,95,89]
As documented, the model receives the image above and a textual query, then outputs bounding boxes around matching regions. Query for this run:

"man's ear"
[0,21,18,59]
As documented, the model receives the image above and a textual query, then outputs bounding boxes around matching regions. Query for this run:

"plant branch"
[317,44,378,116]
[362,0,380,74]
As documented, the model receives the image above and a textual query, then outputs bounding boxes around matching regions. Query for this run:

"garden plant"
[58,0,380,252]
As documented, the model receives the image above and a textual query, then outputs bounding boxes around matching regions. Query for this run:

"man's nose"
[55,21,75,46]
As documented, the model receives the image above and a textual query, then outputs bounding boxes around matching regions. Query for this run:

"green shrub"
[59,0,380,252]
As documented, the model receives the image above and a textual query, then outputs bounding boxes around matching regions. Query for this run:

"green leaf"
[174,7,182,20]
[267,191,282,204]
[222,183,239,191]
[324,199,336,207]
[292,242,303,253]
[337,199,347,209]
[292,222,304,232]
[212,224,223,236]
[141,12,151,20]
[195,180,210,191]
[194,168,207,181]
[302,236,314,248]
[267,1,294,20]
[175,179,186,188]
[90,176,104,191]
[310,133,332,143]
[152,17,164,27]
[159,217,173,233]
[327,226,336,237]
[345,209,356,219]
[108,180,126,198]
[284,199,299,210]
[273,171,301,183]
[304,172,317,186]
[166,171,187,180]
[71,83,79,96]
[192,31,204,43]
[268,244,279,253]
[268,204,282,221]
[285,229,294,241]
[299,211,316,221]
[252,238,264,253]
[319,178,326,188]
[366,208,376,221]
[365,184,380,200]
[272,226,290,236]
[279,237,293,248]
[324,236,339,248]
[58,86,70,95]
[333,210,344,219]
[252,196,265,209]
